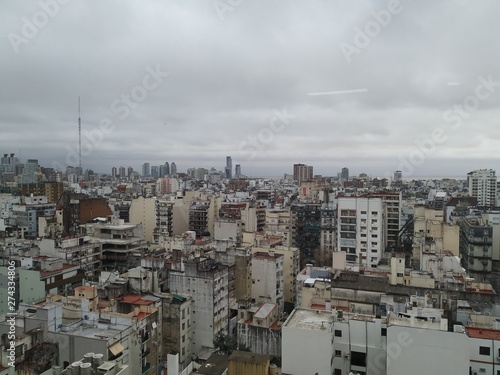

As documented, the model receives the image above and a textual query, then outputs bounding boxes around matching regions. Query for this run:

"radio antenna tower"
[78,97,82,170]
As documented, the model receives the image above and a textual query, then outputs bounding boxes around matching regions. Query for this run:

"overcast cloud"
[1,0,500,178]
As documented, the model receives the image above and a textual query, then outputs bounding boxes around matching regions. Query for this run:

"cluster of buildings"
[3,156,500,374]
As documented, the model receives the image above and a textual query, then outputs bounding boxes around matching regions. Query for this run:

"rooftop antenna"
[78,97,82,170]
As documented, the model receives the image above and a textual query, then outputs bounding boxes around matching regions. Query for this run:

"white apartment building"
[251,246,300,306]
[468,169,497,207]
[466,326,500,375]
[282,309,335,375]
[282,308,470,375]
[251,252,284,312]
[337,197,386,269]
[168,259,229,354]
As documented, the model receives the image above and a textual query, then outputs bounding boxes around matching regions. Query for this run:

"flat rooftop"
[254,303,276,319]
[284,308,332,330]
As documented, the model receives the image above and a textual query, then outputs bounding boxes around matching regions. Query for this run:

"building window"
[334,370,342,375]
[480,346,490,356]
[335,350,341,356]
[334,330,342,337]
[351,351,367,367]
[381,328,387,336]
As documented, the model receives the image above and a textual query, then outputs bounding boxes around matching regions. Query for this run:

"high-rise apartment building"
[168,259,229,354]
[0,153,20,184]
[293,163,313,185]
[235,164,241,178]
[337,196,386,268]
[291,203,321,265]
[151,165,159,179]
[394,170,403,181]
[170,162,177,176]
[142,162,151,178]
[459,216,493,282]
[341,167,349,180]
[251,252,284,312]
[118,166,126,178]
[19,182,63,203]
[370,192,401,250]
[21,159,39,184]
[226,156,232,179]
[467,169,497,207]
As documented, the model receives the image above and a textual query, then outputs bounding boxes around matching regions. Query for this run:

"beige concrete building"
[412,204,460,268]
[228,351,271,375]
[264,208,292,247]
[129,196,156,242]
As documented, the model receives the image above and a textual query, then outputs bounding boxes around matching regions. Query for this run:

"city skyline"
[2,1,500,177]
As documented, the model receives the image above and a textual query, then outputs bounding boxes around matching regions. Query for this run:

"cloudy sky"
[2,0,500,178]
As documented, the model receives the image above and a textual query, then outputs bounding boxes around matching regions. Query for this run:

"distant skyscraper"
[151,166,159,179]
[170,162,177,176]
[467,169,497,207]
[119,166,126,178]
[164,162,170,176]
[235,164,241,178]
[341,167,349,180]
[66,166,75,176]
[112,167,117,178]
[142,163,150,177]
[225,156,232,179]
[394,170,402,181]
[0,153,20,185]
[293,163,313,185]
[21,159,38,184]
[127,166,133,179]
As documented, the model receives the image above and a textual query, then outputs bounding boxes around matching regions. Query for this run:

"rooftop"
[197,353,228,375]
[466,326,500,340]
[254,303,276,320]
[39,263,80,278]
[228,350,270,365]
[284,308,332,331]
[253,251,283,260]
[115,295,155,305]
